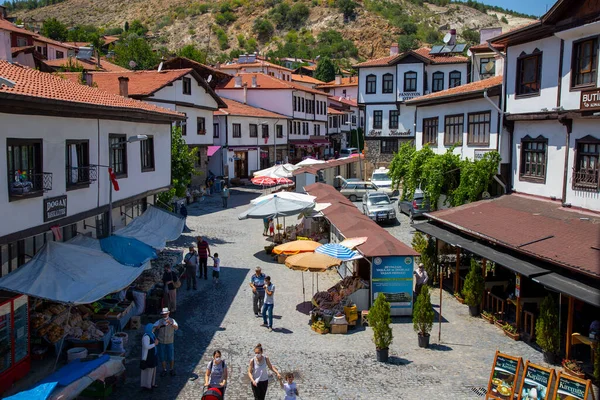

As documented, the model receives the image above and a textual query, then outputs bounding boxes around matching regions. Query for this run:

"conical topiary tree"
[462,259,485,310]
[536,295,560,363]
[413,285,434,338]
[370,293,393,351]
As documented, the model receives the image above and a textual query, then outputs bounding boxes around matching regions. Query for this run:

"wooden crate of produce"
[331,324,348,334]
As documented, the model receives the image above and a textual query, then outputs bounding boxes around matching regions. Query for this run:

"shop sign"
[371,256,413,316]
[552,372,591,400]
[486,351,522,399]
[515,274,521,298]
[399,92,421,100]
[43,195,67,222]
[389,129,412,136]
[368,130,382,136]
[475,149,494,161]
[517,361,555,400]
[580,88,600,111]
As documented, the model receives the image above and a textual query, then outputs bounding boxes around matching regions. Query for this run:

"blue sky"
[460,0,553,17]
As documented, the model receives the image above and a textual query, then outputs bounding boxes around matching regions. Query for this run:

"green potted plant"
[462,259,485,317]
[369,293,393,362]
[536,295,560,364]
[413,285,434,348]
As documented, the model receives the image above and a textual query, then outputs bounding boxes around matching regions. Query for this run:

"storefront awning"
[227,146,258,151]
[311,138,329,145]
[533,273,600,307]
[207,145,221,157]
[115,205,184,251]
[289,140,313,148]
[415,222,549,278]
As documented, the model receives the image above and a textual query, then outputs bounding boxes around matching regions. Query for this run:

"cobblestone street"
[109,188,551,400]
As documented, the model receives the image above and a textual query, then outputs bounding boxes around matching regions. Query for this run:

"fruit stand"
[310,276,365,334]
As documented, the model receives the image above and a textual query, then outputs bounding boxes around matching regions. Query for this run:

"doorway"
[234,151,248,178]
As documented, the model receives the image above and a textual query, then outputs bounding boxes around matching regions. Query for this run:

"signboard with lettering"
[389,129,412,136]
[486,351,523,399]
[552,372,592,400]
[43,195,67,222]
[371,256,413,316]
[399,92,421,101]
[474,149,494,161]
[580,88,600,111]
[517,361,555,400]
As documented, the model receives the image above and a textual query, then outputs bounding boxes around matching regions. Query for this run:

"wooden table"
[572,333,598,363]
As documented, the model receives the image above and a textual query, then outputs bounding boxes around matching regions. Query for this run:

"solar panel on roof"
[453,44,467,53]
[430,45,444,55]
[440,45,454,53]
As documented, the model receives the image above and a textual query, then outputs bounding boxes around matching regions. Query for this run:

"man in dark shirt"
[162,264,178,312]
[197,236,211,280]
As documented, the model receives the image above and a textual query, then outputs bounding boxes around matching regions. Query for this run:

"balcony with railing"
[66,165,98,189]
[8,171,53,200]
[572,169,599,192]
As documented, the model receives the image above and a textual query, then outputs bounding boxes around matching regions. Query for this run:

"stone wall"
[364,138,414,178]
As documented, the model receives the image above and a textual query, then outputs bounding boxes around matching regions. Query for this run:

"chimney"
[234,75,242,88]
[82,71,93,86]
[448,29,456,46]
[390,43,399,56]
[251,75,257,88]
[243,82,248,104]
[118,76,129,97]
[335,75,342,85]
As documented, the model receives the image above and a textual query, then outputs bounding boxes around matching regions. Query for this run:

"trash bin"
[214,179,222,193]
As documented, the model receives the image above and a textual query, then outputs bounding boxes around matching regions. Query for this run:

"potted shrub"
[413,285,434,348]
[369,293,393,362]
[536,295,560,364]
[481,310,494,324]
[502,322,520,341]
[462,259,485,317]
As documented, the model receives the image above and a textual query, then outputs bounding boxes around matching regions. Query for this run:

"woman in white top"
[247,343,281,400]
[140,323,159,391]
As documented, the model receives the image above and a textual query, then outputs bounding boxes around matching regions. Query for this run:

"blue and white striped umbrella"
[315,243,362,261]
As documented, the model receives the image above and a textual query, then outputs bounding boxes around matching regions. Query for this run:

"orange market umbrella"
[272,240,322,255]
[285,252,341,306]
[339,237,368,249]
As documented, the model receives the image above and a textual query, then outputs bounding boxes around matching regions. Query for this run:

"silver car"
[339,180,380,202]
[362,192,396,224]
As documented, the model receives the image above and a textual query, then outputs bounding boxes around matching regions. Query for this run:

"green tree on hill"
[113,34,159,70]
[177,44,207,64]
[41,17,67,41]
[314,56,336,83]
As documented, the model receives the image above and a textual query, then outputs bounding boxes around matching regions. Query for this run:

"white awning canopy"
[115,205,184,250]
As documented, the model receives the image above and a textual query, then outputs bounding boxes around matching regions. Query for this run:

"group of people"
[250,267,276,332]
[140,307,179,391]
[262,218,275,237]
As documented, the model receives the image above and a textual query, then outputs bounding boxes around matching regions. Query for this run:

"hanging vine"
[450,152,502,206]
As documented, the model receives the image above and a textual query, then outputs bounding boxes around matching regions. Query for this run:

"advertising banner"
[486,351,523,399]
[518,361,555,400]
[371,256,414,316]
[552,372,592,400]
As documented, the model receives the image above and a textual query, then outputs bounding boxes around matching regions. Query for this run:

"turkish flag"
[108,168,120,191]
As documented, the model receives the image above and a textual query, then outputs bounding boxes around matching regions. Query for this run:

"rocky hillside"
[14,0,534,60]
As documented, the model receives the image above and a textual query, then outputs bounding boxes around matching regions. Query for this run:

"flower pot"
[481,313,494,323]
[543,351,557,365]
[494,320,506,329]
[454,294,465,304]
[503,329,520,341]
[562,361,585,379]
[418,333,430,348]
[376,348,389,362]
[468,305,479,317]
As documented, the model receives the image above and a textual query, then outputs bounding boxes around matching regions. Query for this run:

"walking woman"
[205,350,228,398]
[248,343,281,400]
[140,323,159,391]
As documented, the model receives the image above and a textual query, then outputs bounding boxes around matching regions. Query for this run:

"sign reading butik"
[580,88,600,111]
[44,195,67,222]
[371,256,414,316]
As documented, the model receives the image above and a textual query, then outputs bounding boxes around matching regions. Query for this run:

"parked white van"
[370,167,398,196]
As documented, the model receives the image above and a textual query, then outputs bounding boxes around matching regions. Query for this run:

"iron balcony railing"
[66,165,98,187]
[8,171,52,198]
[572,170,599,191]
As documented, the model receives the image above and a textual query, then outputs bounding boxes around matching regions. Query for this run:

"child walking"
[280,372,299,400]
[210,253,221,284]
[269,219,275,237]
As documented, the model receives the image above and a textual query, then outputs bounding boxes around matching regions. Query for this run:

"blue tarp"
[40,355,110,386]
[3,382,57,400]
[115,205,184,250]
[100,235,157,267]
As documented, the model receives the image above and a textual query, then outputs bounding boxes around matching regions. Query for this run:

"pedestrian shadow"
[252,250,278,263]
[428,343,453,351]
[272,327,293,334]
[386,356,412,366]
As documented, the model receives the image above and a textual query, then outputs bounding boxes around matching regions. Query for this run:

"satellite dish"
[157,62,163,72]
[207,74,213,83]
[484,60,495,72]
[482,191,491,199]
[466,49,472,57]
[129,60,137,69]
[443,33,452,44]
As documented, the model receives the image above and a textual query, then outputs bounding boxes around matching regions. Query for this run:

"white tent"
[295,158,326,167]
[251,192,316,205]
[239,196,314,219]
[253,164,299,178]
[115,205,184,250]
[0,241,146,305]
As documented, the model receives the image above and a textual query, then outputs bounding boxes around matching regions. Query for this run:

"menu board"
[0,303,12,374]
[13,295,28,364]
[552,372,592,400]
[486,351,523,399]
[518,361,555,400]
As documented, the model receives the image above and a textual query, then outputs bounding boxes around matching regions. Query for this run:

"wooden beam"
[481,258,487,310]
[566,295,574,359]
[455,247,460,294]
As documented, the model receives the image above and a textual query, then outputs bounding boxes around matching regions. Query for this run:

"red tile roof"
[327,107,345,115]
[291,74,324,84]
[293,155,363,176]
[305,183,419,257]
[355,47,469,68]
[0,19,34,36]
[214,98,288,119]
[43,56,129,72]
[220,60,293,72]
[427,194,600,278]
[11,46,34,56]
[353,54,399,68]
[412,47,469,64]
[334,97,358,107]
[102,35,120,46]
[63,41,91,47]
[217,73,329,96]
[406,75,503,105]
[33,34,77,50]
[316,76,358,88]
[469,42,505,52]
[0,60,183,119]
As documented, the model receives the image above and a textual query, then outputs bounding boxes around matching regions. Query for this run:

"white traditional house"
[0,18,36,67]
[490,0,600,211]
[216,73,329,163]
[0,61,183,276]
[355,42,469,168]
[32,34,76,60]
[316,75,359,99]
[468,27,505,83]
[212,98,289,179]
[290,74,325,89]
[218,54,294,82]
[62,69,227,185]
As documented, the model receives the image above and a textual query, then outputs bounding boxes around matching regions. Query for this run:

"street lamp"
[105,135,148,236]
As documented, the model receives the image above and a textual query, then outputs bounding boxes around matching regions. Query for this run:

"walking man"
[197,236,211,280]
[154,308,179,377]
[249,267,266,318]
[162,264,178,313]
[414,262,428,297]
[184,244,198,290]
[221,185,230,208]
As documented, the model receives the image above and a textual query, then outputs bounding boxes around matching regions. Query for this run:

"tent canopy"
[285,252,341,272]
[0,241,146,304]
[251,192,316,205]
[295,158,326,167]
[100,235,157,267]
[115,205,184,250]
[253,164,298,178]
[238,196,314,220]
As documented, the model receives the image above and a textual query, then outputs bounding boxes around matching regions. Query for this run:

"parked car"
[362,192,396,224]
[370,167,398,196]
[340,148,359,158]
[338,178,381,202]
[398,189,431,222]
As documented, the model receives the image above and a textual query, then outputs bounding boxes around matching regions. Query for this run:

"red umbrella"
[251,176,276,186]
[274,177,293,185]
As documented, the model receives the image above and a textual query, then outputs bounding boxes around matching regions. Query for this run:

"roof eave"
[406,85,501,106]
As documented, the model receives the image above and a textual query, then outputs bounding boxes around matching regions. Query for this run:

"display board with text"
[517,361,555,400]
[371,256,414,316]
[486,351,523,399]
